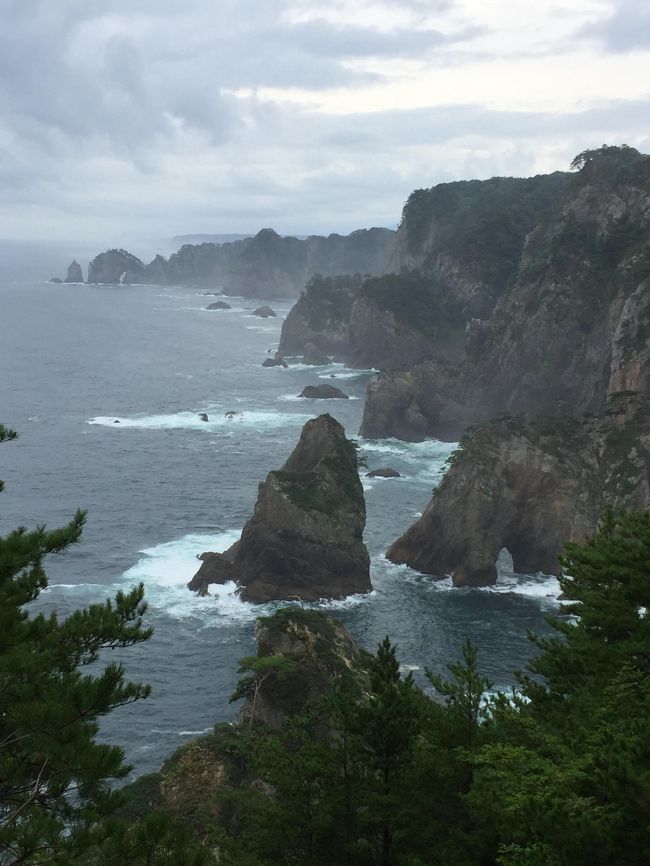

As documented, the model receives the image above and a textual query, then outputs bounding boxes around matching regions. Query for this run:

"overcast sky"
[1,0,648,245]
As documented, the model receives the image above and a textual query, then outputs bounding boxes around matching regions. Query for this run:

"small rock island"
[188,414,371,601]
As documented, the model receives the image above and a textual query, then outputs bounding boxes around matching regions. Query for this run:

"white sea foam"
[374,553,562,604]
[89,409,312,432]
[277,394,359,402]
[121,531,258,622]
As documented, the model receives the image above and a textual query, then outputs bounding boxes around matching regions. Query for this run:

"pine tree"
[0,425,154,864]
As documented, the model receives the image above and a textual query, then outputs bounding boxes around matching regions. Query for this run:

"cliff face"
[140,608,364,835]
[245,608,363,729]
[188,414,371,601]
[387,399,650,586]
[278,173,570,370]
[279,271,467,370]
[362,147,650,440]
[87,249,147,284]
[85,227,395,297]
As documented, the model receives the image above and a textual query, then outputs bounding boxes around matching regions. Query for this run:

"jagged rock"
[198,413,209,422]
[302,342,331,365]
[49,277,63,283]
[87,249,146,284]
[366,467,401,478]
[244,609,363,729]
[262,353,288,368]
[387,402,650,586]
[298,384,349,399]
[252,305,276,318]
[64,260,83,283]
[188,414,371,601]
[206,301,231,310]
[187,552,235,594]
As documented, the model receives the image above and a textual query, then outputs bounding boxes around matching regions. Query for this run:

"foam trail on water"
[121,531,259,622]
[89,409,312,432]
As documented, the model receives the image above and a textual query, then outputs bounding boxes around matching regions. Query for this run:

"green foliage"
[401,172,570,291]
[0,429,203,864]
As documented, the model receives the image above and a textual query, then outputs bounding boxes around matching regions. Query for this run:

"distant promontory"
[84,227,396,298]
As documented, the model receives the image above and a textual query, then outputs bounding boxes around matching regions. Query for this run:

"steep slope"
[278,171,570,370]
[362,146,650,440]
[387,396,650,586]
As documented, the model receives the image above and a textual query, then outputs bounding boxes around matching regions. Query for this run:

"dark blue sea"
[0,259,561,779]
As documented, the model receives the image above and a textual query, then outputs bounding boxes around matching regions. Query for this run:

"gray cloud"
[579,0,650,52]
[0,0,648,244]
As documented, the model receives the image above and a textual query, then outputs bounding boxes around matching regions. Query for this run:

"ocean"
[0,271,561,779]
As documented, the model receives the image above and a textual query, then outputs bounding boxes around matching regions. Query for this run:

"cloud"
[579,0,650,51]
[0,0,648,244]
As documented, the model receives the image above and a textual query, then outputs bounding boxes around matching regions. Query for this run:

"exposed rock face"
[84,226,396,298]
[302,342,331,365]
[206,300,231,310]
[298,384,349,399]
[278,272,462,369]
[87,249,147,284]
[387,400,650,586]
[64,260,83,283]
[246,608,363,729]
[188,414,371,601]
[366,467,401,478]
[362,147,650,440]
[252,305,276,318]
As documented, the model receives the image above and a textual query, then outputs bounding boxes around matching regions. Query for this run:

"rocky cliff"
[188,414,371,601]
[362,146,650,440]
[85,226,395,297]
[278,172,570,369]
[87,249,147,284]
[387,396,650,586]
[125,608,364,839]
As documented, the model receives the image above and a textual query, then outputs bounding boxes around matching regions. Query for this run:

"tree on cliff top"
[0,425,154,864]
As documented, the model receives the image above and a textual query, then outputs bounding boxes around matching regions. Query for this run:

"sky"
[1,0,649,246]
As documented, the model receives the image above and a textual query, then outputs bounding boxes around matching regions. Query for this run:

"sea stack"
[189,414,371,601]
[64,260,83,283]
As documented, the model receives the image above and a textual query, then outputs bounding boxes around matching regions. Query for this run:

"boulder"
[198,413,209,422]
[262,353,288,368]
[252,305,276,318]
[206,301,231,310]
[302,342,331,366]
[298,384,349,399]
[366,467,401,478]
[188,414,371,601]
[49,277,63,284]
[64,260,83,283]
[187,552,236,595]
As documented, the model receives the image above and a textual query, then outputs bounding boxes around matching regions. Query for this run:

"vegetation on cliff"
[121,512,650,864]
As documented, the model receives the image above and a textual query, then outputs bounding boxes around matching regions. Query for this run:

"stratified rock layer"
[387,398,650,586]
[188,414,371,601]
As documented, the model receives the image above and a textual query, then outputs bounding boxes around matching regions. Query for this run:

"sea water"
[0,275,561,778]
